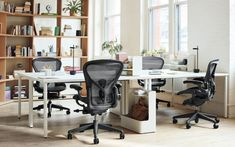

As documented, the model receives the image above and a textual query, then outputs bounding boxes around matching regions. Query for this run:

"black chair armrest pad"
[183,80,203,85]
[70,84,82,91]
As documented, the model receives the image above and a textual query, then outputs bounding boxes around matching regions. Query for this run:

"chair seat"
[183,97,207,107]
[34,84,66,93]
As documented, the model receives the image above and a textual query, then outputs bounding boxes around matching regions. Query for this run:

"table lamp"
[193,46,200,73]
[70,45,76,75]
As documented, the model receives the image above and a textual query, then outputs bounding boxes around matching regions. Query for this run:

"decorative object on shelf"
[48,45,56,57]
[70,45,77,75]
[193,46,200,73]
[54,26,60,36]
[37,51,42,56]
[63,0,82,16]
[102,39,123,59]
[46,4,52,13]
[0,23,2,34]
[63,24,73,36]
[23,1,31,13]
[76,30,81,36]
[0,0,4,11]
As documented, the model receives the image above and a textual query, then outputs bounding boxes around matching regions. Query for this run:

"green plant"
[142,48,166,57]
[63,0,82,15]
[102,39,123,57]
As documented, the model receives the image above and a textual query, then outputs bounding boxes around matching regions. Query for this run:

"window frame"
[104,0,121,42]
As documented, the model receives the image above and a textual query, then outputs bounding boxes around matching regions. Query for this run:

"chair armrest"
[183,80,204,86]
[70,84,82,92]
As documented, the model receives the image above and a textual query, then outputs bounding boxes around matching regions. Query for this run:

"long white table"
[17,70,228,137]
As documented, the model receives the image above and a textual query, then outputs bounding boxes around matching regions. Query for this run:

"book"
[54,26,60,36]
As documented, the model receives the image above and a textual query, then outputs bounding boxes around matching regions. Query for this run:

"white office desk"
[17,71,228,137]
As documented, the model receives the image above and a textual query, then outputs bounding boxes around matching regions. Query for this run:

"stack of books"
[15,6,24,13]
[13,85,27,99]
[40,27,53,36]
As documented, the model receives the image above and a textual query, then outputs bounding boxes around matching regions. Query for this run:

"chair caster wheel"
[48,113,51,118]
[67,133,73,140]
[215,118,220,123]
[186,123,191,129]
[173,119,178,124]
[66,110,70,115]
[167,103,170,107]
[195,118,199,123]
[94,138,99,144]
[213,124,219,129]
[120,133,125,139]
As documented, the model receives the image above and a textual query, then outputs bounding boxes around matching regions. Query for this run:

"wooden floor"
[0,99,235,147]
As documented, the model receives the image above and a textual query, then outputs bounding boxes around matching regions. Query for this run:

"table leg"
[43,83,48,138]
[18,77,22,119]
[171,78,174,106]
[224,75,228,118]
[28,80,33,128]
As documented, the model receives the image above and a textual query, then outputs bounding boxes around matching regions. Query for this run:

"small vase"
[70,11,77,16]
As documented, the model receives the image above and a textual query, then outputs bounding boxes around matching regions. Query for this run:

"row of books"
[6,45,33,57]
[13,85,27,98]
[8,25,34,36]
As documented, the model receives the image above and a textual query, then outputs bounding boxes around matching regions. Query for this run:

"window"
[175,0,188,52]
[149,0,169,51]
[104,0,121,42]
[148,0,188,53]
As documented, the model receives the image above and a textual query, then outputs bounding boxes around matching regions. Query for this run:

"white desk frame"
[17,71,228,137]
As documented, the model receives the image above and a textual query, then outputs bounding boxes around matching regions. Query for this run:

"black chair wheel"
[195,118,199,123]
[173,119,178,124]
[67,133,73,140]
[215,118,220,123]
[48,113,51,118]
[66,110,70,115]
[167,103,170,107]
[213,124,219,129]
[94,138,99,144]
[120,133,125,139]
[186,123,191,129]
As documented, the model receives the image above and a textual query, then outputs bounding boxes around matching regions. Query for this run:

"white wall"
[120,0,142,56]
[188,0,231,117]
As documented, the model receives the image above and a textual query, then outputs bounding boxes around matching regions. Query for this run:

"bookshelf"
[0,0,89,103]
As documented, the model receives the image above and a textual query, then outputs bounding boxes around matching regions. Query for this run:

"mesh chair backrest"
[204,59,219,100]
[142,56,164,70]
[83,60,123,110]
[32,57,62,72]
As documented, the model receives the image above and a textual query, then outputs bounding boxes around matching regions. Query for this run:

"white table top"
[17,70,228,84]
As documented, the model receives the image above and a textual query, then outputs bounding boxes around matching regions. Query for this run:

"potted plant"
[63,0,82,16]
[102,39,123,59]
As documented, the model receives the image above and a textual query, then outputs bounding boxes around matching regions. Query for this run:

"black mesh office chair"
[67,60,125,144]
[32,57,70,117]
[138,56,170,109]
[172,59,220,129]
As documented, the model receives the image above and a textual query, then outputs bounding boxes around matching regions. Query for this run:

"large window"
[149,0,169,51]
[148,0,188,53]
[104,0,121,42]
[175,0,188,52]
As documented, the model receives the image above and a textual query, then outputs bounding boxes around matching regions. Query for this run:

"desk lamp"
[193,46,200,73]
[70,45,76,75]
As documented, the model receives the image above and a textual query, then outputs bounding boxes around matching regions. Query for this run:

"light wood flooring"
[0,100,235,147]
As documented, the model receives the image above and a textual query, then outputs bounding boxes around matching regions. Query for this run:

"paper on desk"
[38,76,59,79]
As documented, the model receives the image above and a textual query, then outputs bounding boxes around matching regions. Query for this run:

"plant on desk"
[142,48,166,57]
[102,39,123,59]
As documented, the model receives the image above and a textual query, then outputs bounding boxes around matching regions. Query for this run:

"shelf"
[0,34,34,38]
[0,11,33,17]
[34,14,88,19]
[0,34,88,39]
[3,56,88,59]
